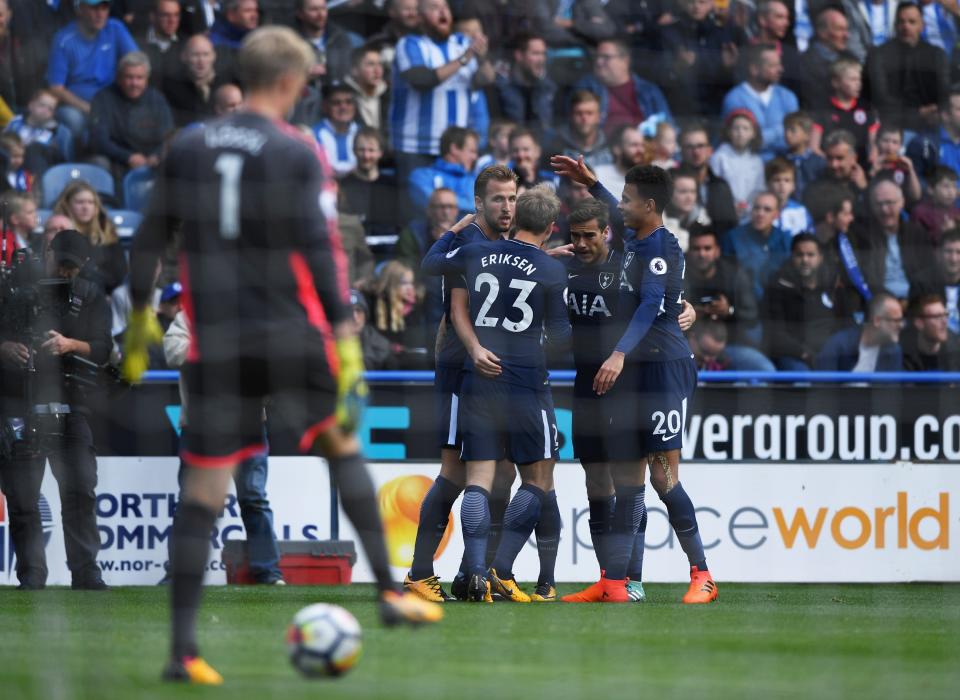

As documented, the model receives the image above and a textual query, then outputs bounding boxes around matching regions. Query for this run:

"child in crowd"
[475,119,516,171]
[649,121,679,170]
[4,89,73,169]
[662,165,711,251]
[870,122,922,203]
[912,165,960,247]
[766,157,813,236]
[0,134,33,193]
[709,108,765,222]
[782,111,825,200]
[0,191,39,259]
[811,57,877,166]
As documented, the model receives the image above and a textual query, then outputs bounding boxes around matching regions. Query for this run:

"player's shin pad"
[335,336,368,433]
[121,307,164,383]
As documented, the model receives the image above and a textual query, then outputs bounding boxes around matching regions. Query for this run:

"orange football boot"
[598,576,629,603]
[562,578,604,602]
[682,566,718,604]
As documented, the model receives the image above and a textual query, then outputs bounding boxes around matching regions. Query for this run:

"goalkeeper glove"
[121,307,164,383]
[335,335,368,433]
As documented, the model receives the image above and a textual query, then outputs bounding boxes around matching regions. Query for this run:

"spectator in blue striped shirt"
[313,83,360,177]
[388,0,494,181]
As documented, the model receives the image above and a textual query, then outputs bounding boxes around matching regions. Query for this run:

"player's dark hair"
[474,164,519,200]
[568,198,609,232]
[624,165,672,214]
[790,232,821,253]
[440,126,478,156]
[908,293,947,319]
[515,184,560,235]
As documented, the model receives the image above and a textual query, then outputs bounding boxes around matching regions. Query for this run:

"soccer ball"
[287,603,363,678]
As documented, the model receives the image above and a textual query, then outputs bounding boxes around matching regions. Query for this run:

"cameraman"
[0,230,111,590]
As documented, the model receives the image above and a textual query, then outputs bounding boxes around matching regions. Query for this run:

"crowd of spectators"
[1,0,959,372]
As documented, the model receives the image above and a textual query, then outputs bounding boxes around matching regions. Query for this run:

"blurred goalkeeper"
[125,26,441,686]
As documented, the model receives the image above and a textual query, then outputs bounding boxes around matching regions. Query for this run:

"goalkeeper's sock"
[328,453,395,593]
[490,483,544,580]
[588,496,615,571]
[484,489,509,568]
[662,483,707,571]
[409,476,461,580]
[535,490,560,587]
[170,502,217,659]
[626,486,647,582]
[603,485,644,581]
[461,486,491,577]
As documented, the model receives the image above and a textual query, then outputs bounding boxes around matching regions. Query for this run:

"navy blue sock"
[484,491,510,568]
[460,486,491,577]
[661,482,707,571]
[535,490,561,587]
[604,485,645,581]
[490,483,544,579]
[588,496,615,572]
[626,486,647,581]
[410,476,461,580]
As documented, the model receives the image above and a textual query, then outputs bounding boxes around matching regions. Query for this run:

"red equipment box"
[222,540,357,585]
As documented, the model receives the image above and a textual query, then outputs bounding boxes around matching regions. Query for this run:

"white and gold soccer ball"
[286,603,362,678]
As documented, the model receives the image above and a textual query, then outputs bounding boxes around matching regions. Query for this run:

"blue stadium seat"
[123,167,156,212]
[109,209,143,243]
[40,163,115,208]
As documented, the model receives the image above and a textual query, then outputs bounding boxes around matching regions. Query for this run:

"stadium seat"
[40,163,115,208]
[123,167,156,213]
[109,209,143,244]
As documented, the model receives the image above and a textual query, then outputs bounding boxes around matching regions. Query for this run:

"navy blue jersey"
[614,225,692,362]
[423,237,571,388]
[565,249,623,367]
[428,222,498,367]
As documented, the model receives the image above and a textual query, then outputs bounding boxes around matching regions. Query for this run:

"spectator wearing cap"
[350,289,392,370]
[147,281,182,368]
[722,43,798,160]
[312,84,360,177]
[89,51,174,180]
[46,0,139,144]
[573,38,672,137]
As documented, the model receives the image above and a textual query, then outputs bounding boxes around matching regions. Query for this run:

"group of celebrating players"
[403,154,718,607]
[121,24,716,686]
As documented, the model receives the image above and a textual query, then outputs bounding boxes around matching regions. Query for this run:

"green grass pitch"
[1,583,958,700]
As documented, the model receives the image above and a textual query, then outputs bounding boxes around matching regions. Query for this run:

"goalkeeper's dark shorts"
[181,341,337,467]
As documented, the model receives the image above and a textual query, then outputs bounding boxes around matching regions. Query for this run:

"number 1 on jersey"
[214,153,244,239]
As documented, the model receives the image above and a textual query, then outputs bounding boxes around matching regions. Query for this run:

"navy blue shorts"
[572,366,611,464]
[434,364,464,449]
[607,356,697,461]
[459,373,559,465]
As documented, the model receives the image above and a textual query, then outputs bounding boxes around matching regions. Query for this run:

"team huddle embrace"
[404,157,719,605]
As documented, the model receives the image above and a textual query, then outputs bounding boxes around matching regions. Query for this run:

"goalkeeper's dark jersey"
[130,111,351,362]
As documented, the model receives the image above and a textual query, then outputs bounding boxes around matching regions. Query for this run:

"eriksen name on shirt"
[479,253,537,276]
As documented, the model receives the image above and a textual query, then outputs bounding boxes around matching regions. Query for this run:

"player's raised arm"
[550,153,627,242]
[420,214,476,276]
[449,287,501,377]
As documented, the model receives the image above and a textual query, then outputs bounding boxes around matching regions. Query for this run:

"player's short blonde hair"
[515,184,560,236]
[238,26,315,91]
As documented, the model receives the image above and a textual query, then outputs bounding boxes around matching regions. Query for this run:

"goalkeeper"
[124,26,441,687]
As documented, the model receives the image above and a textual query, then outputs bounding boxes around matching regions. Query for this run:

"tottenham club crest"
[649,257,668,275]
[599,272,614,289]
